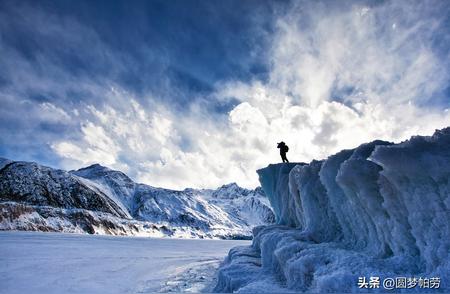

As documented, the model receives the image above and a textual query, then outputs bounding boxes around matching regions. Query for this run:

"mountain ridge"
[0,158,275,239]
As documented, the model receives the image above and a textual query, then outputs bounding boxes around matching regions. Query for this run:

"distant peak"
[72,163,135,184]
[212,182,251,199]
[77,163,109,172]
[220,182,240,189]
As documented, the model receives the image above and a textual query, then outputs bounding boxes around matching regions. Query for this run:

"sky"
[1,0,449,189]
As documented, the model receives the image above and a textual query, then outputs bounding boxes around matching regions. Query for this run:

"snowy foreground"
[215,128,450,292]
[0,231,249,294]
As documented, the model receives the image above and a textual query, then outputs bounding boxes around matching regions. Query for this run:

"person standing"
[277,141,289,163]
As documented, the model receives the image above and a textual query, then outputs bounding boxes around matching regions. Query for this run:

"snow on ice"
[0,231,249,294]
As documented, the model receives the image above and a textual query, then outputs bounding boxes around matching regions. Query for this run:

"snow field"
[0,231,249,294]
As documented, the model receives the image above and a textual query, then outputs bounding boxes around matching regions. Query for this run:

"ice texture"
[215,128,450,292]
[258,163,303,227]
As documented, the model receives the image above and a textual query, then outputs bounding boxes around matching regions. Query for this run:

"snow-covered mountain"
[214,128,450,292]
[0,158,274,239]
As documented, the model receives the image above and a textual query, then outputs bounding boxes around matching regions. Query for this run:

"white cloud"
[51,0,450,189]
[39,103,71,122]
[52,122,120,167]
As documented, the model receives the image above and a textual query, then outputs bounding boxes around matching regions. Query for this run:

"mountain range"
[0,158,274,239]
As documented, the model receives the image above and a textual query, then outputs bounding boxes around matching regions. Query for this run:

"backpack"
[284,145,289,152]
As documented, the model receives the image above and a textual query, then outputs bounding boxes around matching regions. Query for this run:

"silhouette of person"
[277,141,289,163]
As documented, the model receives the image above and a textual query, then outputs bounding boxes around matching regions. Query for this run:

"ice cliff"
[215,128,450,292]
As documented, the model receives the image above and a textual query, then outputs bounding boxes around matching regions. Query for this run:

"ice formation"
[215,128,450,292]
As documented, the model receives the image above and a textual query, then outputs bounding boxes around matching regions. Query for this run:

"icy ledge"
[214,128,450,292]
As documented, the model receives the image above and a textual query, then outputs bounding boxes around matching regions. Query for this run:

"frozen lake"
[0,231,250,294]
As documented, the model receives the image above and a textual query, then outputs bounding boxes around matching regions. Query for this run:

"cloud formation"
[1,0,449,189]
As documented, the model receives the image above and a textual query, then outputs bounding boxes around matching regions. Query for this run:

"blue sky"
[1,0,449,189]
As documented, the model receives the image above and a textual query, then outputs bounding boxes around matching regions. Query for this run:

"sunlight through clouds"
[2,0,449,189]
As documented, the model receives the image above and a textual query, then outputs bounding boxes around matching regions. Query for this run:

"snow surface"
[215,128,450,292]
[0,231,249,294]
